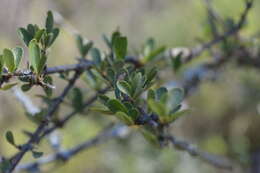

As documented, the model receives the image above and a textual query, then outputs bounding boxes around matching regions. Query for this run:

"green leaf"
[98,95,110,105]
[0,159,11,172]
[0,55,4,75]
[26,110,46,124]
[71,88,84,111]
[156,87,168,102]
[34,29,45,41]
[12,47,23,69]
[48,28,59,47]
[115,111,134,125]
[76,35,93,57]
[107,99,128,114]
[21,84,32,92]
[37,54,47,74]
[168,88,184,110]
[5,131,15,146]
[116,80,132,96]
[82,41,93,57]
[143,46,166,62]
[3,49,15,72]
[106,68,115,83]
[18,27,33,46]
[27,24,36,37]
[147,89,155,100]
[102,34,112,49]
[143,38,155,56]
[167,109,189,123]
[140,128,159,147]
[128,108,139,120]
[91,48,102,66]
[46,11,54,33]
[1,83,17,90]
[132,72,143,98]
[89,107,114,115]
[76,35,84,55]
[32,151,43,158]
[171,53,182,72]
[43,75,53,97]
[144,67,157,87]
[113,36,127,60]
[111,31,121,46]
[29,39,41,74]
[148,99,166,118]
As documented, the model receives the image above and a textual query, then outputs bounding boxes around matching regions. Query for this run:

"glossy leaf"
[29,39,41,74]
[21,84,32,92]
[12,47,23,69]
[37,54,47,74]
[143,38,155,56]
[107,99,128,114]
[168,88,184,110]
[0,55,3,75]
[98,95,110,105]
[140,128,159,147]
[46,11,54,33]
[48,28,59,47]
[148,99,166,118]
[1,83,17,90]
[117,80,132,96]
[89,107,114,115]
[91,48,102,66]
[32,151,43,158]
[147,89,155,100]
[43,76,53,97]
[0,159,11,172]
[102,34,112,49]
[143,46,166,62]
[71,88,84,111]
[156,87,168,102]
[115,111,134,125]
[27,24,36,37]
[18,28,33,46]
[3,49,15,72]
[144,67,157,87]
[167,109,189,123]
[76,35,93,57]
[76,35,84,55]
[82,41,93,57]
[34,29,45,41]
[171,53,182,72]
[113,35,127,60]
[128,108,139,120]
[5,131,15,146]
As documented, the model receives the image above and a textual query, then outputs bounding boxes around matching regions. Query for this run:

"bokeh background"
[1,0,260,173]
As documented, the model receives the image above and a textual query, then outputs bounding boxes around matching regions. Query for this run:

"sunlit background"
[1,0,260,173]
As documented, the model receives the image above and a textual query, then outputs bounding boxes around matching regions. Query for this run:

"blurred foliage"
[0,0,260,173]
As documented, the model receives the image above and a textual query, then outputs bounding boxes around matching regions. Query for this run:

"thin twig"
[168,0,254,63]
[166,135,233,170]
[16,126,232,172]
[15,124,129,172]
[40,86,111,138]
[7,70,83,173]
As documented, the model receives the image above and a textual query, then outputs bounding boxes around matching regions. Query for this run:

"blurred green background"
[0,0,260,173]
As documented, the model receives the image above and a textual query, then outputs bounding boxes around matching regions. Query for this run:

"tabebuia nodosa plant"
[0,10,190,173]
